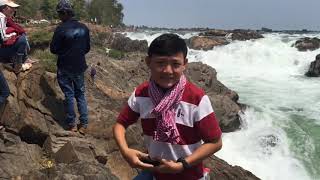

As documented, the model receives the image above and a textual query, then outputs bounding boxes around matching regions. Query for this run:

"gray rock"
[0,131,42,179]
[106,151,138,180]
[54,141,96,164]
[305,54,320,77]
[205,156,261,180]
[19,162,119,180]
[187,36,229,50]
[294,37,320,51]
[230,29,263,41]
[111,33,148,52]
[199,29,229,37]
[186,62,242,132]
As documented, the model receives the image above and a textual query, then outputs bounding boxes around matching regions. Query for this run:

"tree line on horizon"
[15,0,124,26]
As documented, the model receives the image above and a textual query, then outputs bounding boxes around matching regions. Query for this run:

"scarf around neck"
[148,75,187,144]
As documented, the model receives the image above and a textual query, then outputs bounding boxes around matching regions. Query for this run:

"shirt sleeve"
[5,27,15,34]
[0,16,6,41]
[194,95,222,142]
[117,104,140,128]
[194,112,222,142]
[50,27,63,54]
[0,16,17,42]
[117,91,140,128]
[6,18,25,35]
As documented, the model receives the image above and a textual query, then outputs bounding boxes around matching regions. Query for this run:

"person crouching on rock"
[0,0,31,74]
[50,0,90,135]
[113,33,223,180]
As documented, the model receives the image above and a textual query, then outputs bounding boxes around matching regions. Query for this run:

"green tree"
[70,0,88,20]
[88,0,123,26]
[16,0,42,19]
[14,0,124,24]
[40,0,58,20]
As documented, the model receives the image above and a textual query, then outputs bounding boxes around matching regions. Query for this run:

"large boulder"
[110,33,148,52]
[305,54,320,77]
[229,29,263,41]
[188,29,263,51]
[294,37,320,51]
[205,156,260,180]
[0,130,43,179]
[187,36,229,50]
[18,162,119,180]
[0,62,124,179]
[199,29,228,37]
[186,62,241,132]
[0,65,64,145]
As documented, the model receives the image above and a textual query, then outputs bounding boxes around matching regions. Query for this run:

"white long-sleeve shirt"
[0,12,16,42]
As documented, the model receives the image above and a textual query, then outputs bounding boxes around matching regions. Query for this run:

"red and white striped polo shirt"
[117,81,222,180]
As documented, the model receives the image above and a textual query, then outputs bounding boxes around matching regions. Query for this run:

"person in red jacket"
[0,0,32,73]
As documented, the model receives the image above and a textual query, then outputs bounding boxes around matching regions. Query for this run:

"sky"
[118,0,320,30]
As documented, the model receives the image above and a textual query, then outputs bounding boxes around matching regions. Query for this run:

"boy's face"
[146,52,187,89]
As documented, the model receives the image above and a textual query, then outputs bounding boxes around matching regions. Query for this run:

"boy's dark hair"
[148,33,188,59]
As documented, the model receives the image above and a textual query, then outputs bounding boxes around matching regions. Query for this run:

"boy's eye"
[173,63,181,67]
[156,61,165,65]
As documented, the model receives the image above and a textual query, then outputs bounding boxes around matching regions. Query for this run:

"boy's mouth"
[160,76,174,80]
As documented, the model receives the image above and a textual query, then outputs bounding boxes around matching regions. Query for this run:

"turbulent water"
[125,31,320,180]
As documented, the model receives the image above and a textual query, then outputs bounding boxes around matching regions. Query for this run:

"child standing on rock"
[113,33,222,180]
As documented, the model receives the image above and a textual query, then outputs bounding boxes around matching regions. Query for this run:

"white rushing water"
[125,32,320,180]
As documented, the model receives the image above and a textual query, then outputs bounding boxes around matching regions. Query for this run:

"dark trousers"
[57,69,88,127]
[0,35,29,63]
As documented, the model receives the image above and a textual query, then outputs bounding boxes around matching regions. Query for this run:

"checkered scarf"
[148,75,187,144]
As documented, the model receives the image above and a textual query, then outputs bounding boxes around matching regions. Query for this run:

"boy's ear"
[182,58,188,70]
[145,56,151,67]
[184,58,188,64]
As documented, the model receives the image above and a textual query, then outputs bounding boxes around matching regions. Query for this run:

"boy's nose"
[163,64,173,73]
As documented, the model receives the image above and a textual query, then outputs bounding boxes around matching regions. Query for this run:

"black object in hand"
[140,156,160,166]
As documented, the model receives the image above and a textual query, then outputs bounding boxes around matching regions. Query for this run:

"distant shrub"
[31,49,57,73]
[91,31,113,48]
[28,30,53,51]
[108,49,124,59]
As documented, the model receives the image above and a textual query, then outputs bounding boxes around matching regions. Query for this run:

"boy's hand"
[155,159,184,174]
[123,148,154,169]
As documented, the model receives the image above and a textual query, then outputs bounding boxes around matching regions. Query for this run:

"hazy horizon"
[119,0,320,31]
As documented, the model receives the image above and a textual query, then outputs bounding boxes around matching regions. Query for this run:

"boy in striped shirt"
[113,33,222,180]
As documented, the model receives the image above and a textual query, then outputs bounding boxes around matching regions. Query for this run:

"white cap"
[0,0,20,8]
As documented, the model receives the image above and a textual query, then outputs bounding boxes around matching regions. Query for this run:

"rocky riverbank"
[0,49,260,179]
[0,24,267,180]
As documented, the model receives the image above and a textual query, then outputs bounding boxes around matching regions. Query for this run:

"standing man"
[50,0,90,134]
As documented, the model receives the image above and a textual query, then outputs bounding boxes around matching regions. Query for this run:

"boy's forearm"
[185,137,222,166]
[113,122,129,155]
